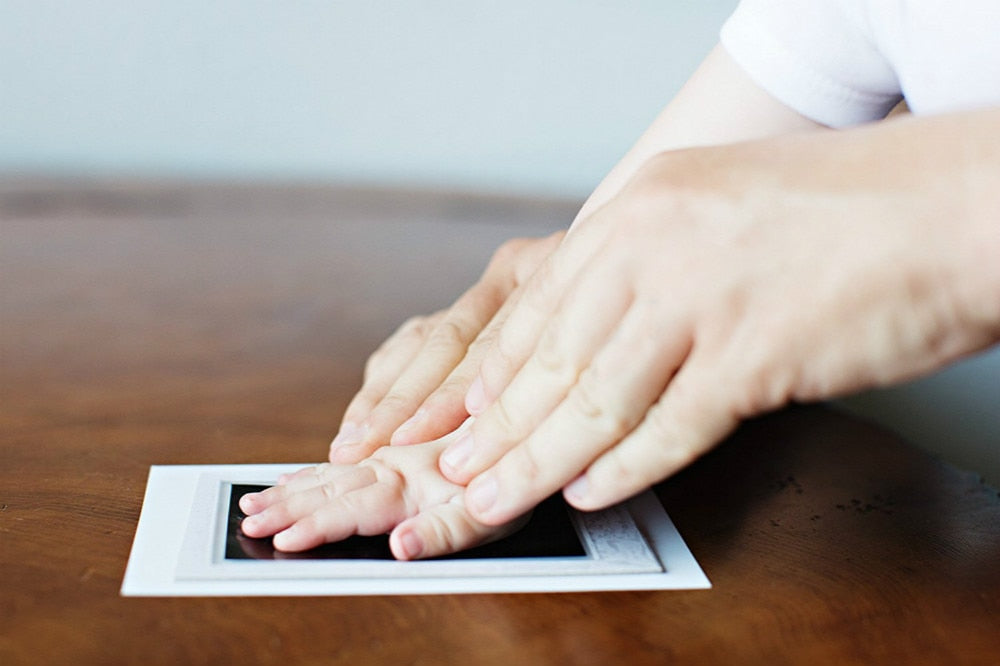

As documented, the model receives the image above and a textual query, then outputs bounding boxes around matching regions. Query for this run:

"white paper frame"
[122,464,711,596]
[177,471,662,580]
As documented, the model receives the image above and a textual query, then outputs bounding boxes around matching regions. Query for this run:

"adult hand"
[242,422,527,559]
[439,110,1000,526]
[327,44,822,467]
[328,231,564,463]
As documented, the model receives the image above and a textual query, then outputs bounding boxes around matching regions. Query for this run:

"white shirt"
[720,0,1000,127]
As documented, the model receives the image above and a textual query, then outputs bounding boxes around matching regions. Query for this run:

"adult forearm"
[777,106,1000,355]
[573,44,823,224]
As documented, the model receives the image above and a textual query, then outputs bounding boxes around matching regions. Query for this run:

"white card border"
[176,472,663,580]
[122,464,711,596]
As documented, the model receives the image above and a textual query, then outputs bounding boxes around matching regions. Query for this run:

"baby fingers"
[238,464,380,539]
[388,498,529,560]
[270,481,409,552]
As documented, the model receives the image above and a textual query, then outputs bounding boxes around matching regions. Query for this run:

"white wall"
[1,0,735,196]
[2,1,996,484]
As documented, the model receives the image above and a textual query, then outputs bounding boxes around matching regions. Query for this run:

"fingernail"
[440,432,473,473]
[398,530,424,559]
[390,409,427,445]
[564,474,589,503]
[273,524,301,550]
[466,473,498,515]
[465,376,486,415]
[239,494,258,512]
[240,514,259,532]
[331,421,366,448]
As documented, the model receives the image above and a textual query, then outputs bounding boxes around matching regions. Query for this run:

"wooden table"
[2,180,998,665]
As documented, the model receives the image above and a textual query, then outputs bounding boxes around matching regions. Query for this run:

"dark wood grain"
[2,180,998,665]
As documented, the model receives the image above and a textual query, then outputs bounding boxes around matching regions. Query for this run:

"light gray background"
[3,1,996,484]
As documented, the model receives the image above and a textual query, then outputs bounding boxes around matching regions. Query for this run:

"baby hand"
[240,424,524,559]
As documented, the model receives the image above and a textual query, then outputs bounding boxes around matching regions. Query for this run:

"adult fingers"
[461,299,692,525]
[332,235,562,461]
[563,352,739,511]
[344,314,443,423]
[331,313,444,462]
[387,232,568,448]
[359,278,508,448]
[466,216,614,418]
[440,261,633,486]
[389,291,517,447]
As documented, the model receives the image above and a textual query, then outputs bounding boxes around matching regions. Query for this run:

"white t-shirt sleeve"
[720,0,903,127]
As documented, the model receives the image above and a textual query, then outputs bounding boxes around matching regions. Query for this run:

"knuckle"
[319,481,338,504]
[332,493,363,524]
[399,314,435,338]
[511,232,563,283]
[432,375,471,402]
[642,400,678,445]
[367,316,436,370]
[487,391,520,437]
[568,370,632,440]
[359,453,392,476]
[737,361,793,418]
[425,514,462,554]
[596,446,637,491]
[480,329,519,388]
[508,443,544,488]
[641,402,699,470]
[349,384,382,411]
[424,380,472,419]
[369,462,404,490]
[527,256,561,302]
[464,319,498,358]
[426,317,475,354]
[374,389,412,415]
[380,316,433,353]
[533,323,575,381]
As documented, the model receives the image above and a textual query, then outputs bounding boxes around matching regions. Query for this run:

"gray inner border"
[175,472,664,581]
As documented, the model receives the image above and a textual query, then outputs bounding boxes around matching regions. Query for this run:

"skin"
[240,422,527,560]
[327,231,565,464]
[447,108,1000,526]
[327,46,821,465]
[242,45,1000,558]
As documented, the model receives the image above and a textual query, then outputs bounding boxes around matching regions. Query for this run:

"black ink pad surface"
[227,484,585,561]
